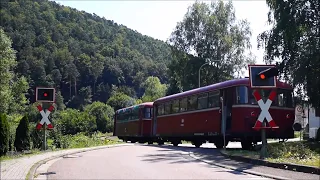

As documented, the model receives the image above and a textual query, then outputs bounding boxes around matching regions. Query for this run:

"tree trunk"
[69,76,71,99]
[74,77,77,95]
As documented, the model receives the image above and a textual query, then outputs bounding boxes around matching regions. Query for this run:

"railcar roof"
[115,102,153,113]
[154,78,292,104]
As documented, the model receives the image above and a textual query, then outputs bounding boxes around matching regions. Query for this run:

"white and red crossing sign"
[36,105,54,130]
[252,89,278,131]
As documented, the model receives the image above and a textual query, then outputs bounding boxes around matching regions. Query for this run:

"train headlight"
[251,111,256,117]
[286,114,290,119]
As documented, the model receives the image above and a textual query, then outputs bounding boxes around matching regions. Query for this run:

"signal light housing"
[36,87,55,102]
[249,65,278,88]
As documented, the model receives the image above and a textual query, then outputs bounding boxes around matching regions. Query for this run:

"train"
[113,78,296,150]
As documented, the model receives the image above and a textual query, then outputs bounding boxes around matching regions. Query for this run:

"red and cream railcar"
[114,102,154,144]
[152,78,295,149]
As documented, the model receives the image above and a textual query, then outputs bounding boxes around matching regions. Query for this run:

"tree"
[8,76,29,114]
[0,28,17,114]
[84,102,115,133]
[258,0,320,108]
[167,0,255,91]
[1,0,173,108]
[141,76,167,102]
[0,113,10,156]
[107,92,136,111]
[14,116,31,152]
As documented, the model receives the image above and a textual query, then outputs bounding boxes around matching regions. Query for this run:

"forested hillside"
[0,0,172,109]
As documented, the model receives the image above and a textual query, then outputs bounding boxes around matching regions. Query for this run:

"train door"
[152,106,157,136]
[221,87,234,133]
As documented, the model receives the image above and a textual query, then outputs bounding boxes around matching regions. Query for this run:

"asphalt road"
[47,144,271,179]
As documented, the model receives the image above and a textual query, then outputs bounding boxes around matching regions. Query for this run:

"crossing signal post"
[248,65,279,159]
[35,87,55,150]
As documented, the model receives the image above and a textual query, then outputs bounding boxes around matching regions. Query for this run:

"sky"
[54,0,272,76]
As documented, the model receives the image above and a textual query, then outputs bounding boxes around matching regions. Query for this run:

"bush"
[14,116,31,151]
[0,113,10,156]
[268,141,315,160]
[29,122,42,149]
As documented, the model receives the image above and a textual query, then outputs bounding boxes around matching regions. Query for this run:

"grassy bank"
[222,141,320,168]
[0,132,121,161]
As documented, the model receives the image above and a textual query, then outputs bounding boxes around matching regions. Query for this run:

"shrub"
[0,113,10,156]
[29,122,42,149]
[14,116,31,151]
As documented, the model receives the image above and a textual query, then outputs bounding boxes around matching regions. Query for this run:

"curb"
[26,143,132,180]
[188,152,290,180]
[219,151,320,175]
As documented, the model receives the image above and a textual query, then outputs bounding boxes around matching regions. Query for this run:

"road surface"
[47,144,270,179]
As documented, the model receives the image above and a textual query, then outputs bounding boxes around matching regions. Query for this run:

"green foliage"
[50,132,119,149]
[8,76,29,114]
[0,28,17,114]
[167,0,256,92]
[29,122,42,149]
[224,141,320,168]
[258,0,320,108]
[14,116,31,151]
[0,114,10,156]
[53,108,97,135]
[55,91,66,111]
[84,102,115,133]
[6,114,24,151]
[141,76,167,102]
[107,92,136,111]
[1,0,172,109]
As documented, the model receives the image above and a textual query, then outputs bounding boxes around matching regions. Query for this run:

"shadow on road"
[137,144,257,176]
[40,171,56,175]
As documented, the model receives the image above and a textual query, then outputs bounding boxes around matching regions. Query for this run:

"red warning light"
[260,74,266,80]
[44,93,48,97]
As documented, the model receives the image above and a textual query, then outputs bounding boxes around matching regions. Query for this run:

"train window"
[277,89,294,107]
[197,93,208,109]
[165,101,172,114]
[236,86,248,104]
[172,100,180,113]
[188,95,197,111]
[127,110,132,121]
[132,108,139,120]
[144,108,151,118]
[208,91,220,108]
[180,98,187,112]
[157,104,164,116]
[116,114,121,121]
[248,89,277,106]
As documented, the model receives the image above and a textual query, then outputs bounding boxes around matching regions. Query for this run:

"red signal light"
[260,74,266,80]
[44,93,48,97]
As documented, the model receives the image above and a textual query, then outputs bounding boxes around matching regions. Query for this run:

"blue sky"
[54,0,271,76]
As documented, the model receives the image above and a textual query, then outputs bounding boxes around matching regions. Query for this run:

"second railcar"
[114,102,154,143]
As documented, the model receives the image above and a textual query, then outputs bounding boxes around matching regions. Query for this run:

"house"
[307,106,320,139]
[295,103,319,140]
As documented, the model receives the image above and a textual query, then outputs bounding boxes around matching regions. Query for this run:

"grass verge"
[222,140,320,168]
[0,132,121,161]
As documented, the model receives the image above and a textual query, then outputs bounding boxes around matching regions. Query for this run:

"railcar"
[152,78,296,149]
[114,102,154,144]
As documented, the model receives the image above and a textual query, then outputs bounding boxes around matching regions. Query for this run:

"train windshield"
[236,86,294,108]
